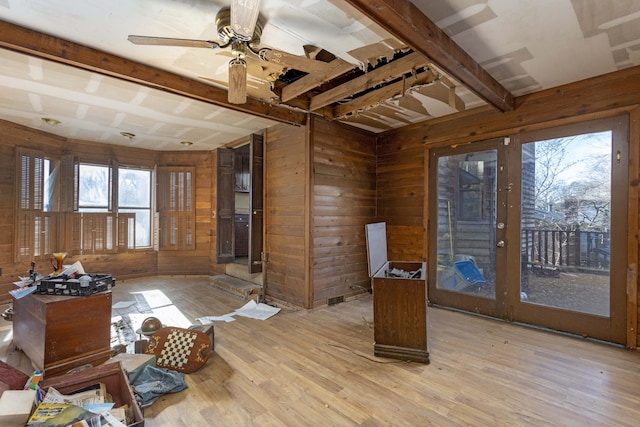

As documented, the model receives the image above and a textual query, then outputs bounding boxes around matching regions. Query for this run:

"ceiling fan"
[128,0,321,104]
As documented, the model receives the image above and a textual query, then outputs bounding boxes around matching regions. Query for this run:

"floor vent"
[327,295,344,306]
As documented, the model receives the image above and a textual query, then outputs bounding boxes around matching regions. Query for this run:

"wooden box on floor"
[41,362,144,426]
[366,222,429,363]
[12,290,113,377]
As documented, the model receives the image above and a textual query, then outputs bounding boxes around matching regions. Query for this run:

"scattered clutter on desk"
[9,260,115,299]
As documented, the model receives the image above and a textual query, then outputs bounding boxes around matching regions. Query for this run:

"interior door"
[216,148,235,264]
[428,116,628,344]
[248,133,263,274]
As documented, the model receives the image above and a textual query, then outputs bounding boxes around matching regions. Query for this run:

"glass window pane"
[119,168,151,207]
[520,131,611,316]
[79,164,110,209]
[436,150,497,299]
[120,208,151,247]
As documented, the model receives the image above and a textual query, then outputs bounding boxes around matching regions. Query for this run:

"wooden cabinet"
[235,213,249,257]
[371,263,428,363]
[366,222,429,363]
[12,291,113,377]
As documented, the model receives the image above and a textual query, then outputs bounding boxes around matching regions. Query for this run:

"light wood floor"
[3,276,640,426]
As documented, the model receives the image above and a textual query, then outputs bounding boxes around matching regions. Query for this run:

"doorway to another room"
[216,133,264,275]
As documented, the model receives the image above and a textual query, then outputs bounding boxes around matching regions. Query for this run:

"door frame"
[427,115,629,344]
[427,137,508,318]
[507,115,629,344]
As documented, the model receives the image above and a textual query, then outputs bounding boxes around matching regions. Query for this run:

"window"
[458,161,484,221]
[15,151,153,258]
[78,163,111,212]
[72,162,152,253]
[157,167,195,250]
[15,148,62,261]
[118,167,152,247]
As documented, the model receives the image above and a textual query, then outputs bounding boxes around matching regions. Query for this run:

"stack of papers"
[197,300,281,324]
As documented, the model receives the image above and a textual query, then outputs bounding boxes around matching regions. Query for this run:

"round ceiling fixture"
[41,117,61,126]
[180,140,194,146]
[120,131,136,140]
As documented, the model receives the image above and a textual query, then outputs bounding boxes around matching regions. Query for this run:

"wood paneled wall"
[310,117,377,307]
[376,121,426,262]
[378,66,640,348]
[263,117,376,309]
[263,123,308,307]
[0,120,214,304]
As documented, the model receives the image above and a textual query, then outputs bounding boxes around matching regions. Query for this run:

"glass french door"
[428,116,628,344]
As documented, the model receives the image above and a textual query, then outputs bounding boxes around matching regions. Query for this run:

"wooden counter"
[12,291,113,377]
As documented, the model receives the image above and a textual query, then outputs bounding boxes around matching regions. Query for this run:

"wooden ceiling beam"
[281,58,356,102]
[0,20,307,126]
[309,51,429,111]
[332,68,437,118]
[344,0,514,112]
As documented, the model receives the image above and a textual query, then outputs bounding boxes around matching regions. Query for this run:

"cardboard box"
[366,222,429,363]
[104,354,156,383]
[41,362,144,426]
[0,389,36,426]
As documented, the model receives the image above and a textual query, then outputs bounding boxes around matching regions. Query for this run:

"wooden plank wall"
[378,66,640,348]
[156,151,213,275]
[264,123,308,307]
[310,117,377,307]
[0,120,215,304]
[376,121,426,262]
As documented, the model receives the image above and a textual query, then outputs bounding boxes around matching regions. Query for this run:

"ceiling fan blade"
[258,48,331,74]
[228,58,248,104]
[230,0,262,41]
[127,35,222,49]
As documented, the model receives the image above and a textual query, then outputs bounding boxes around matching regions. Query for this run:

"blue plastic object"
[453,260,486,286]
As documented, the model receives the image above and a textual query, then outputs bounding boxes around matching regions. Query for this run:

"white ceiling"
[1,0,639,151]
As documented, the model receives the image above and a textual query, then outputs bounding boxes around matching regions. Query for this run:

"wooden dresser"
[12,291,113,377]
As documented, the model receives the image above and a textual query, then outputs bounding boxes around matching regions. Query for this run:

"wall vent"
[327,295,345,306]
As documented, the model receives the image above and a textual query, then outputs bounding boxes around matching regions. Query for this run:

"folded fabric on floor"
[131,365,187,407]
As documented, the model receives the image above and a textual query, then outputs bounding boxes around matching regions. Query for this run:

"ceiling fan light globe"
[231,0,261,42]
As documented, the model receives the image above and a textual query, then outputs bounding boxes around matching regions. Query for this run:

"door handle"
[496,240,505,247]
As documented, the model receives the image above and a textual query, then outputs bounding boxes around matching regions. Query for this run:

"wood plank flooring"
[2,276,640,426]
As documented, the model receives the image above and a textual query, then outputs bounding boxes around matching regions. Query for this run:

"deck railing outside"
[522,227,610,271]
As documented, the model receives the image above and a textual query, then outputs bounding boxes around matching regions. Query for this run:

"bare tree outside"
[521,130,612,315]
[533,132,611,230]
